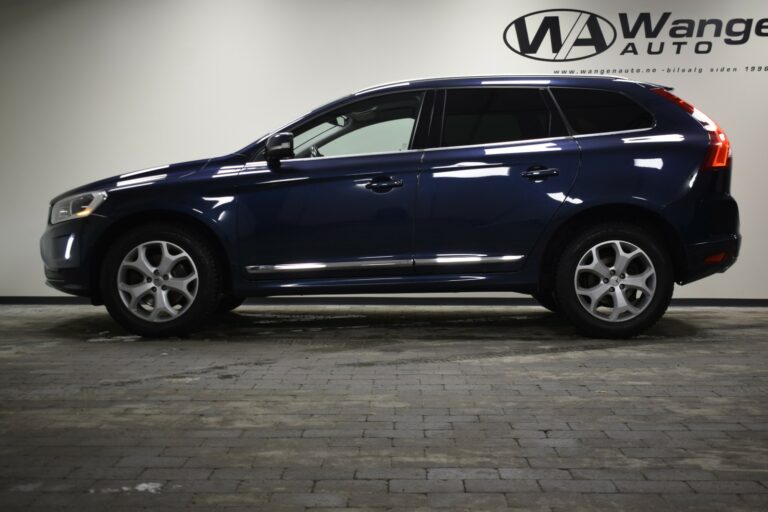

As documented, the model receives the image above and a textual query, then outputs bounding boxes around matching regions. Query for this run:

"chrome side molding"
[245,254,524,274]
[246,259,412,274]
[413,255,523,265]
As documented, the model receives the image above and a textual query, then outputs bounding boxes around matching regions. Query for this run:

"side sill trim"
[413,255,524,265]
[246,259,413,274]
[245,255,525,274]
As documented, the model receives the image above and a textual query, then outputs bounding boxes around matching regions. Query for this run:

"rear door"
[415,87,581,273]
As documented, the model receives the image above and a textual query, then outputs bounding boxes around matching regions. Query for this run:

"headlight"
[50,191,107,224]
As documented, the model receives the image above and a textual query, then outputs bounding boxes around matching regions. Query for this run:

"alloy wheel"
[573,240,656,323]
[117,241,198,322]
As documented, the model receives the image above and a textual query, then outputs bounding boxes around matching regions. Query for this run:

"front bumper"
[40,216,105,298]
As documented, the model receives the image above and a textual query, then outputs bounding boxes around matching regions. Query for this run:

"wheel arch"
[88,210,234,304]
[536,203,686,292]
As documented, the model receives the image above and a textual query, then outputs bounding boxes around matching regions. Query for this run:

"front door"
[236,90,427,279]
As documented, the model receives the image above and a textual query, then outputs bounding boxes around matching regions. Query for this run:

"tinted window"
[291,92,423,159]
[552,88,654,135]
[441,88,558,147]
[319,119,415,157]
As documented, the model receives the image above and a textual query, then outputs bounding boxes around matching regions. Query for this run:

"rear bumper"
[679,234,741,285]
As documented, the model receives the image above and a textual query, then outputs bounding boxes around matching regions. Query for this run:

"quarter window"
[441,88,559,147]
[551,88,654,135]
[290,92,423,159]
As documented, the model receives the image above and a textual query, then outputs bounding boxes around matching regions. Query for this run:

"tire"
[554,222,673,338]
[100,222,223,337]
[216,294,246,313]
[532,291,560,313]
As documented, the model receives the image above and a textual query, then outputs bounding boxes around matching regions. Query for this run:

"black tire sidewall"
[555,223,673,338]
[100,223,221,337]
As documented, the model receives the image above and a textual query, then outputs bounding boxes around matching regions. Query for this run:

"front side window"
[441,88,559,147]
[551,88,654,135]
[290,92,424,159]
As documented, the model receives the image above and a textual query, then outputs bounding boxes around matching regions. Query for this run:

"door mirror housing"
[265,132,294,163]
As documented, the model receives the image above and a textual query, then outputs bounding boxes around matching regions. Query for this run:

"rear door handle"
[521,166,559,180]
[365,176,403,192]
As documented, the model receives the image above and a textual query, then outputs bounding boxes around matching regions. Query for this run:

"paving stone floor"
[0,303,767,511]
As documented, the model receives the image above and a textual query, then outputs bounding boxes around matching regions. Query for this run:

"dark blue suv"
[40,76,740,338]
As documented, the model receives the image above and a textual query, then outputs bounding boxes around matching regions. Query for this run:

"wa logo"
[504,9,617,62]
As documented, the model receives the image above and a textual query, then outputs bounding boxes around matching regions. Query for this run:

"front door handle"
[365,176,403,192]
[521,166,559,180]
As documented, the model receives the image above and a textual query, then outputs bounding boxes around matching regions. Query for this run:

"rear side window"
[552,88,654,135]
[441,88,562,147]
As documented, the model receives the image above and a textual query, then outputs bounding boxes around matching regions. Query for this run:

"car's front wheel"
[555,223,673,338]
[100,223,222,337]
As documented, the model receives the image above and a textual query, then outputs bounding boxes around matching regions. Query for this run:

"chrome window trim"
[243,147,421,167]
[422,135,573,154]
[571,126,655,139]
[236,126,655,171]
[241,135,575,168]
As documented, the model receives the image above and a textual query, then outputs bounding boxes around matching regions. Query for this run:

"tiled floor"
[1,304,767,511]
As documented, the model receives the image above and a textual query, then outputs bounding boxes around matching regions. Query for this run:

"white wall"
[1,0,766,297]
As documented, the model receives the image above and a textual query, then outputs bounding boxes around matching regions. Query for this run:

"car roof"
[351,75,659,96]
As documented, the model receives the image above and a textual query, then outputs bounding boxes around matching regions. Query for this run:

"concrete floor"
[1,304,767,511]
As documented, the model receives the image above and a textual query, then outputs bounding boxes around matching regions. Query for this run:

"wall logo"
[503,9,616,62]
[504,10,768,61]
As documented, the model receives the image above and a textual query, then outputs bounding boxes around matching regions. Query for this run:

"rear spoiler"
[641,81,673,91]
[611,77,674,91]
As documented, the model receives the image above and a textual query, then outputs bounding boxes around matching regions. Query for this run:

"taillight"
[703,128,730,170]
[650,87,731,170]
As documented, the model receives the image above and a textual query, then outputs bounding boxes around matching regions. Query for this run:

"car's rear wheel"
[555,222,673,338]
[100,223,222,337]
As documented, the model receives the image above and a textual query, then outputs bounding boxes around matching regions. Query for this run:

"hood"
[49,157,213,204]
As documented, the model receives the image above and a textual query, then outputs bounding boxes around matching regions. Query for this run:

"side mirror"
[265,132,294,163]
